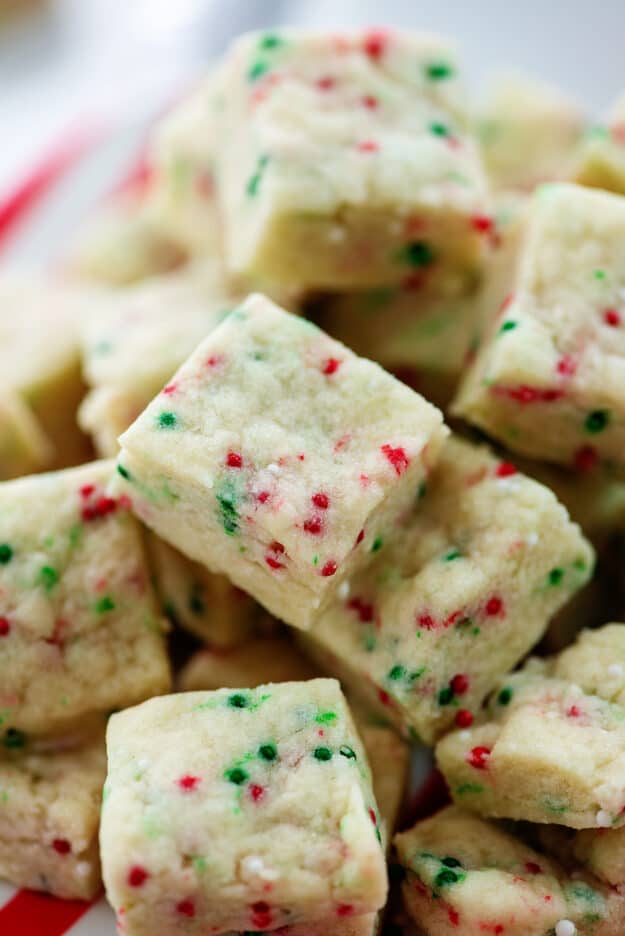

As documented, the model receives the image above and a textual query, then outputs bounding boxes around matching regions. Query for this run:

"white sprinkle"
[75,862,92,879]
[496,478,520,492]
[458,731,471,742]
[241,855,279,881]
[136,757,150,771]
[608,663,624,678]
[327,226,346,243]
[596,809,612,827]
[267,463,281,475]
[555,921,576,936]
[338,581,350,600]
[526,532,538,547]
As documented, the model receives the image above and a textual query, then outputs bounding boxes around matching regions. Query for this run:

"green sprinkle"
[498,320,518,334]
[39,565,59,590]
[434,868,460,887]
[246,154,270,197]
[117,464,131,480]
[95,596,115,614]
[258,742,277,761]
[371,535,384,553]
[225,767,248,785]
[593,269,607,280]
[417,481,428,500]
[247,60,269,82]
[188,586,205,616]
[157,411,178,430]
[339,745,357,759]
[548,568,564,586]
[443,549,462,561]
[0,544,12,564]
[216,480,239,536]
[388,664,406,681]
[441,857,462,868]
[456,782,484,795]
[438,687,453,706]
[228,693,250,709]
[497,687,513,706]
[425,61,454,81]
[585,409,609,434]
[259,33,282,49]
[192,856,208,873]
[573,558,588,572]
[399,240,435,268]
[429,121,450,136]
[315,711,337,725]
[3,728,26,750]
[313,746,332,761]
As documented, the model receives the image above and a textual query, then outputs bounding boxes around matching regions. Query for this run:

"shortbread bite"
[79,262,242,456]
[394,806,625,936]
[0,736,105,898]
[540,822,625,891]
[114,293,447,630]
[214,28,490,291]
[100,680,388,935]
[0,460,170,738]
[0,275,93,467]
[147,74,222,257]
[0,384,52,479]
[453,183,625,472]
[574,92,625,195]
[477,73,584,191]
[146,534,256,648]
[178,635,409,837]
[436,635,625,829]
[298,436,592,744]
[552,622,625,704]
[320,192,526,407]
[69,192,186,286]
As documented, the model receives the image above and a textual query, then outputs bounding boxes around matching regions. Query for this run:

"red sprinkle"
[312,492,329,509]
[355,528,365,545]
[378,688,391,706]
[177,774,200,792]
[347,597,374,623]
[471,214,494,233]
[128,865,149,888]
[206,354,223,368]
[321,560,338,576]
[574,445,599,472]
[162,382,177,396]
[52,839,71,855]
[303,516,323,535]
[357,140,379,153]
[525,862,542,875]
[455,709,474,728]
[337,904,354,917]
[448,907,460,926]
[492,384,563,404]
[381,443,410,476]
[567,705,581,718]
[485,596,503,616]
[269,541,285,554]
[0,617,10,637]
[316,75,335,90]
[450,674,469,695]
[369,808,377,825]
[81,494,118,522]
[417,613,436,630]
[495,461,517,478]
[322,357,341,375]
[466,746,491,770]
[361,94,378,109]
[363,29,387,59]
[257,491,271,504]
[226,452,243,469]
[79,484,94,498]
[603,308,621,327]
[176,899,195,918]
[556,354,577,377]
[250,783,265,802]
[251,902,272,929]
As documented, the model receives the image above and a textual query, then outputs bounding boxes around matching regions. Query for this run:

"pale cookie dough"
[436,627,625,828]
[0,383,52,479]
[320,191,526,408]
[0,460,170,740]
[113,292,447,630]
[79,261,242,457]
[574,92,625,195]
[100,680,388,935]
[0,274,93,468]
[453,183,625,472]
[68,191,186,286]
[214,28,490,291]
[394,805,625,936]
[178,634,409,838]
[297,435,592,744]
[477,73,584,191]
[0,735,105,899]
[146,534,257,648]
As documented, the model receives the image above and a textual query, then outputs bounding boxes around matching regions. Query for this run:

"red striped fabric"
[0,889,96,936]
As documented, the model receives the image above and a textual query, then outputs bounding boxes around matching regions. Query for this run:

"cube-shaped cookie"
[574,92,625,195]
[540,822,625,892]
[437,631,625,829]
[178,634,409,839]
[0,384,52,479]
[214,28,490,291]
[477,73,583,191]
[298,436,592,744]
[79,262,242,457]
[453,183,625,472]
[146,534,257,648]
[0,736,105,898]
[0,460,170,740]
[394,805,625,936]
[100,680,388,935]
[0,275,93,468]
[114,293,447,630]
